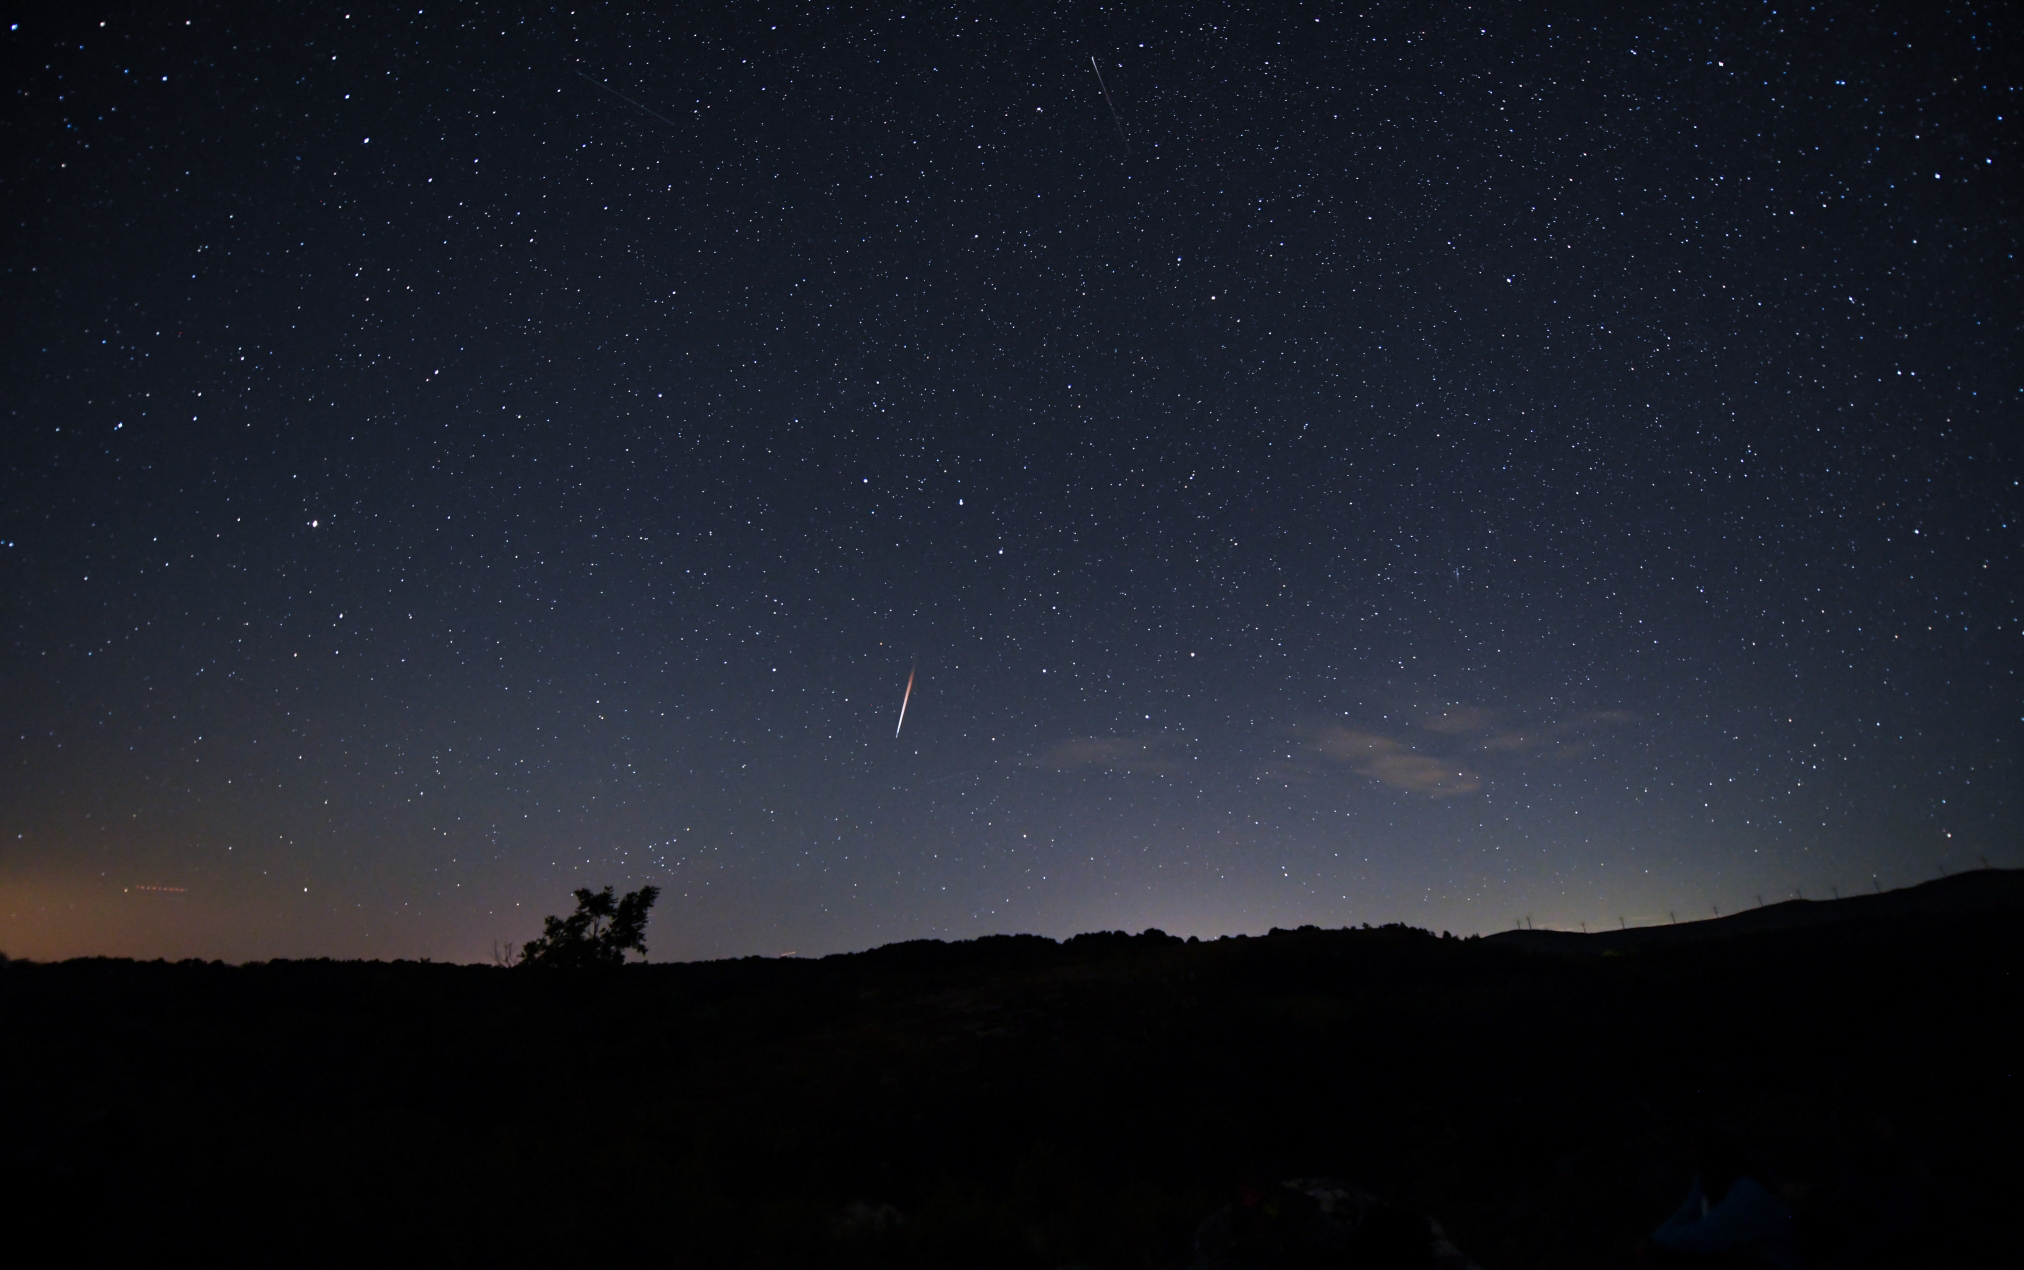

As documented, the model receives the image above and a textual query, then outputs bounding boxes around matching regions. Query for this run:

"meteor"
[894,663,916,739]
[1091,56,1129,154]
[570,67,684,130]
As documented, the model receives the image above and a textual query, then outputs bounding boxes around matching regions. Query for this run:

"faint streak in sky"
[1023,735,1185,774]
[894,663,916,739]
[571,67,685,130]
[1090,56,1130,155]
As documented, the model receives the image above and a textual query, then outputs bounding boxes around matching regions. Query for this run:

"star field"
[2,2,2017,962]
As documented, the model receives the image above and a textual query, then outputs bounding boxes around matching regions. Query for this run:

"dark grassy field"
[4,872,2016,1267]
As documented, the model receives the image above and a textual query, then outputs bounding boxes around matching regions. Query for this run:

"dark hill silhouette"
[1486,867,2024,952]
[1,884,2013,1266]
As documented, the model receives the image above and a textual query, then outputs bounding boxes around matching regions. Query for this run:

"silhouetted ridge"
[1486,867,2024,952]
[3,872,2013,1264]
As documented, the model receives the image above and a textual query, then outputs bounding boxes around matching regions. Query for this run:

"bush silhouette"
[519,885,660,967]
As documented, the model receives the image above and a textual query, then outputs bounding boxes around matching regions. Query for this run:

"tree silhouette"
[519,885,660,968]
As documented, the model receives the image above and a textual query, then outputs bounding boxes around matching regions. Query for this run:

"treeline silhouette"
[1,871,2015,1266]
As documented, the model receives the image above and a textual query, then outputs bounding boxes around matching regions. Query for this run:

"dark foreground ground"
[4,872,2018,1268]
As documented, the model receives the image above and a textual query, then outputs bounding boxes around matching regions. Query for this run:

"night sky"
[4,3,2017,964]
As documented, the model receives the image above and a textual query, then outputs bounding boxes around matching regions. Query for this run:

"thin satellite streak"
[1090,56,1129,154]
[894,663,916,739]
[571,67,684,129]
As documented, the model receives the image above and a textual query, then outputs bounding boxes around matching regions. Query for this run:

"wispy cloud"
[1022,734,1187,774]
[1280,706,1636,796]
[1309,726,1482,795]
[1419,706,1500,736]
[1453,709,1639,757]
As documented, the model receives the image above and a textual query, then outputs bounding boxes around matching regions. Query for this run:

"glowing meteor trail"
[894,664,916,739]
[1091,57,1129,154]
[571,67,684,129]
